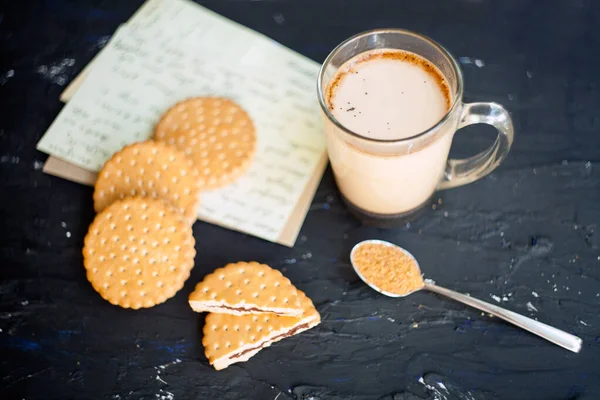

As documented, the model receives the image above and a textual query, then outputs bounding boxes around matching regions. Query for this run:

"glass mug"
[317,29,514,225]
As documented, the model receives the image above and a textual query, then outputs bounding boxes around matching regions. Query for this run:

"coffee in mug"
[318,29,514,224]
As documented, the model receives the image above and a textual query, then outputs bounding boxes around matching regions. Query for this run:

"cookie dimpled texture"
[83,197,196,309]
[93,140,201,225]
[203,290,321,370]
[189,261,303,316]
[154,97,256,189]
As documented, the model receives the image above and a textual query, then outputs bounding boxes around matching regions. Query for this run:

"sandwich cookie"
[202,290,320,370]
[189,261,303,316]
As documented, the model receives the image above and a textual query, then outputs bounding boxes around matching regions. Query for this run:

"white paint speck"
[61,221,67,228]
[97,36,111,49]
[531,291,539,298]
[33,161,44,170]
[490,294,501,303]
[155,389,174,400]
[1,69,14,85]
[443,211,449,217]
[284,258,297,264]
[508,93,514,101]
[459,56,485,67]
[387,317,395,323]
[21,300,29,306]
[273,12,286,25]
[526,71,532,78]
[301,252,312,259]
[153,359,181,390]
[1,155,20,164]
[417,376,447,400]
[526,302,538,312]
[66,231,71,238]
[502,296,509,302]
[156,358,181,370]
[580,320,588,326]
[6,70,14,78]
[36,58,76,86]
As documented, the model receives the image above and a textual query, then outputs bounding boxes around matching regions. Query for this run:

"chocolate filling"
[230,322,311,359]
[217,305,287,315]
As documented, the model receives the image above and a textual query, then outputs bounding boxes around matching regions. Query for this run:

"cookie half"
[189,261,303,316]
[203,290,320,370]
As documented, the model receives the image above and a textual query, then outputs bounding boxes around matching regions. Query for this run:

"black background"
[1,0,599,399]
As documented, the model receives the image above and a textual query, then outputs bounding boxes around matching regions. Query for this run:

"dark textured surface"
[1,0,600,399]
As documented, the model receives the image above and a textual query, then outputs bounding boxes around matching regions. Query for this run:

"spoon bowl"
[350,239,422,298]
[349,239,583,353]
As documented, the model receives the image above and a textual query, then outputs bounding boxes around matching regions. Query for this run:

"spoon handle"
[424,282,582,353]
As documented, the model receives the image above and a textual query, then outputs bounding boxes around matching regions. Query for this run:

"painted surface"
[1,0,600,399]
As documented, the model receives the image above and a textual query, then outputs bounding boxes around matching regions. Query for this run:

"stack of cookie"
[188,262,321,370]
[82,97,257,309]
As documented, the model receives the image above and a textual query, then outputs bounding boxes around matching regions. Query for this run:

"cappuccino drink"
[319,30,514,225]
[325,49,454,216]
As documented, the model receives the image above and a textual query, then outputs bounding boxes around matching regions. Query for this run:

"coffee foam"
[326,49,451,131]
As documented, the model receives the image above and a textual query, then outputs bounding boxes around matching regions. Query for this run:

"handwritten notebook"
[37,0,327,247]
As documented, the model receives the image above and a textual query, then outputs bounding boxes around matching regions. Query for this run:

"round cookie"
[154,97,256,189]
[83,197,196,309]
[94,140,201,225]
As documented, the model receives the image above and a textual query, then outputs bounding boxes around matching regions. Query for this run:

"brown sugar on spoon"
[154,97,257,190]
[352,242,424,296]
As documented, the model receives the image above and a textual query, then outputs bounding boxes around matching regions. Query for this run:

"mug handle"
[438,102,514,190]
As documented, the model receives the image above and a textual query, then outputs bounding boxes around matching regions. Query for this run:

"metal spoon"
[350,240,582,353]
